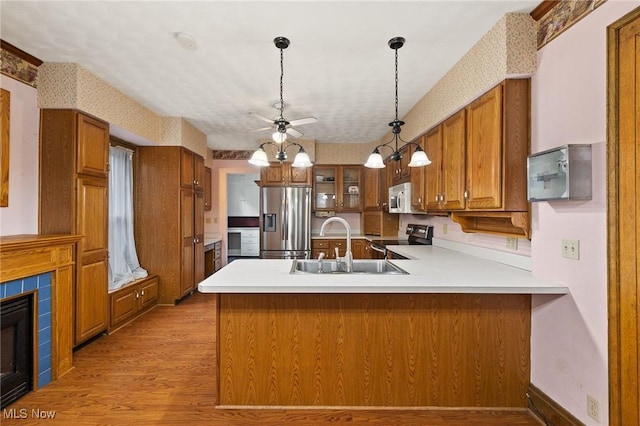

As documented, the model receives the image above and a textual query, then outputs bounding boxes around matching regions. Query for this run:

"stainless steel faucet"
[319,217,352,273]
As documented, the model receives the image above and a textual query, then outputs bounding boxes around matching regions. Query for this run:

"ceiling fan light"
[292,150,312,168]
[408,148,431,167]
[364,152,385,169]
[248,148,270,167]
[272,131,287,143]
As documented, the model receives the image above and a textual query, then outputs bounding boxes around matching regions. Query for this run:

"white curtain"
[108,146,147,290]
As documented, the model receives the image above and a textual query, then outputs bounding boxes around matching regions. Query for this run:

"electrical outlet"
[506,237,518,250]
[587,394,600,422]
[442,224,448,235]
[561,239,580,260]
[205,218,212,224]
[213,217,218,224]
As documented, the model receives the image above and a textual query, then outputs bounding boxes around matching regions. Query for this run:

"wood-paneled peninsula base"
[216,292,531,408]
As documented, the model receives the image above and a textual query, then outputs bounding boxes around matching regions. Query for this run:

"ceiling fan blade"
[248,126,273,133]
[288,117,317,126]
[249,112,275,124]
[286,127,304,138]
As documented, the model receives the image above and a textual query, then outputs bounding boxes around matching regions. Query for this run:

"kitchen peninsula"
[198,243,567,409]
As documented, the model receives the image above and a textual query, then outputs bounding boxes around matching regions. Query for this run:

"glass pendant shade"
[248,148,270,167]
[292,150,312,168]
[364,151,385,168]
[272,131,287,143]
[408,148,431,167]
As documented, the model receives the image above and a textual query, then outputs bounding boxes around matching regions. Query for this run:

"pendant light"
[364,37,431,169]
[249,37,312,168]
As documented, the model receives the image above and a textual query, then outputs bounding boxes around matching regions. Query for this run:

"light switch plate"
[561,239,580,260]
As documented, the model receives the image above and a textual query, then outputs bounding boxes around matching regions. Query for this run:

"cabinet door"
[289,165,312,186]
[340,166,362,212]
[465,85,503,209]
[76,113,109,178]
[204,167,212,211]
[110,285,138,328]
[351,239,365,259]
[180,189,195,297]
[76,177,109,263]
[313,166,337,210]
[330,239,347,258]
[194,191,205,285]
[194,156,205,191]
[425,126,443,211]
[442,110,466,210]
[139,277,159,310]
[410,136,426,211]
[180,149,195,189]
[76,259,109,344]
[363,167,381,211]
[260,163,285,186]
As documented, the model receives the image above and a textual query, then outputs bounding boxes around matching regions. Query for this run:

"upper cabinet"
[391,144,413,185]
[463,79,529,212]
[363,167,384,211]
[76,113,110,178]
[180,149,205,191]
[452,79,530,238]
[259,162,312,187]
[313,165,362,212]
[410,136,426,211]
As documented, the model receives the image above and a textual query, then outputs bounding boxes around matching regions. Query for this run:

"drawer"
[312,240,329,249]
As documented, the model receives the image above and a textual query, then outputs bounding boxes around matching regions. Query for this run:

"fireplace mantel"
[1,234,80,379]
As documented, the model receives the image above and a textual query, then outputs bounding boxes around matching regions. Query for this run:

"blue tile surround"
[1,273,53,388]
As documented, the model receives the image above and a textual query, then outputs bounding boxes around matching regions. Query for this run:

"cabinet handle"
[441,193,446,203]
[141,290,145,296]
[135,291,140,299]
[464,190,469,201]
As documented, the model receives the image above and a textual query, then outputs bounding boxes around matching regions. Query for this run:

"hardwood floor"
[3,292,544,425]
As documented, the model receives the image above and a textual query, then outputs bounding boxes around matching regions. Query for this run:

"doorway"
[607,6,640,425]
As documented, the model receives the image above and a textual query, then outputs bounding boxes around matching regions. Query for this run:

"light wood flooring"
[3,292,544,425]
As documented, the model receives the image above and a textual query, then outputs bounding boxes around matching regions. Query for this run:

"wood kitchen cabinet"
[424,110,466,212]
[313,165,362,212]
[108,275,158,333]
[40,109,110,346]
[410,135,427,211]
[361,165,399,236]
[204,166,212,211]
[312,238,364,259]
[390,144,413,184]
[452,79,530,238]
[260,162,312,187]
[136,146,205,304]
[463,79,529,211]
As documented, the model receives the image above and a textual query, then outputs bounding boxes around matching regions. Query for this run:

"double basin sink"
[290,259,408,275]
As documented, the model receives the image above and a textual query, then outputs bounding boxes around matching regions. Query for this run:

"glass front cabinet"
[313,165,362,212]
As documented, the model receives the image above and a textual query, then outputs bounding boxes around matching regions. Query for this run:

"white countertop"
[198,245,568,295]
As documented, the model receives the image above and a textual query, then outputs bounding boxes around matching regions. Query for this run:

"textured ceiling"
[0,1,538,150]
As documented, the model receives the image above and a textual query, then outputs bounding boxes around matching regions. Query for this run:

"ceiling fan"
[248,37,317,142]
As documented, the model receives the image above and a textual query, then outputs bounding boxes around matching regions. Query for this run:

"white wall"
[530,2,637,424]
[0,76,39,235]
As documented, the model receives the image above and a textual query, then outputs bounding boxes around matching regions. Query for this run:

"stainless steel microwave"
[388,182,412,213]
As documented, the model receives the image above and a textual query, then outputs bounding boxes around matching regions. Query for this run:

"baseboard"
[527,384,585,426]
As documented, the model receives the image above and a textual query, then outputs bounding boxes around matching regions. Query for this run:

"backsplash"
[399,214,532,257]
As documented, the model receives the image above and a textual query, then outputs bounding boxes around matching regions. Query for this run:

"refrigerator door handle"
[282,194,287,242]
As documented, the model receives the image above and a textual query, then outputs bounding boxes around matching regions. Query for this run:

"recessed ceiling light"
[175,32,197,50]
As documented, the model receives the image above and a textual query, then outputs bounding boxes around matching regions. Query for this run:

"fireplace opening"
[1,294,33,409]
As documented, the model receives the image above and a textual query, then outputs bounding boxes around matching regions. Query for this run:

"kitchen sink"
[290,259,409,275]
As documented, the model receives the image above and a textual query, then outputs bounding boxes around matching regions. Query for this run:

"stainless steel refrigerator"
[260,186,311,259]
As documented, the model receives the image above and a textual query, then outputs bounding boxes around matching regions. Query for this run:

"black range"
[369,224,433,259]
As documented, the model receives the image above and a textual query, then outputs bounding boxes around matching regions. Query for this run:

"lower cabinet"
[312,238,365,259]
[108,275,159,333]
[205,241,222,278]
